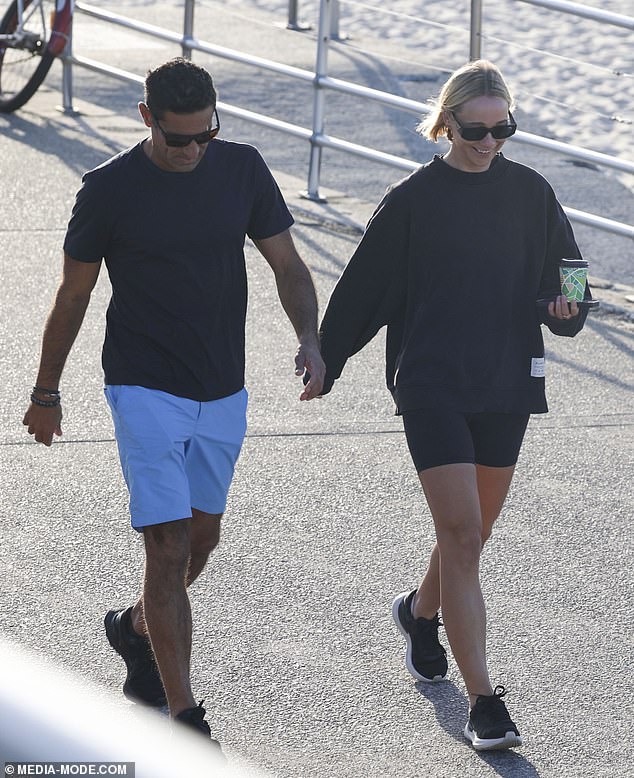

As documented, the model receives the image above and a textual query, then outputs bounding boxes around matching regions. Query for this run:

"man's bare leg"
[130,510,221,636]
[130,511,222,717]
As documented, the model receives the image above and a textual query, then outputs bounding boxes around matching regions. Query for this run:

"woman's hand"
[547,294,579,320]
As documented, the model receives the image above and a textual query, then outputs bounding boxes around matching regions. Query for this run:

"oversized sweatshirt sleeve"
[537,191,591,337]
[318,186,409,394]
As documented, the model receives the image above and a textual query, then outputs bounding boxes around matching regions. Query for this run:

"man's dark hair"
[144,58,216,117]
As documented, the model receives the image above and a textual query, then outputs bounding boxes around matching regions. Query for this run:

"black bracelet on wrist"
[32,385,60,397]
[30,393,61,408]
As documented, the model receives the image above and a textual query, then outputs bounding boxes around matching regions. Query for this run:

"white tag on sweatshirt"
[531,357,545,377]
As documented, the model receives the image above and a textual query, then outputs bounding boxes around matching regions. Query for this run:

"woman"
[318,60,592,751]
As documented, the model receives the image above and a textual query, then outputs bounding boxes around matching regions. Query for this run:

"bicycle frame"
[49,0,73,55]
[0,0,73,56]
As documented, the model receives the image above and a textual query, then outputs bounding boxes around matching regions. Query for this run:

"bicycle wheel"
[0,0,57,112]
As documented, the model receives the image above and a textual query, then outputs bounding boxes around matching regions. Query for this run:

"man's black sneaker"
[104,607,167,708]
[464,685,523,751]
[392,590,448,682]
[175,701,224,756]
[175,700,212,736]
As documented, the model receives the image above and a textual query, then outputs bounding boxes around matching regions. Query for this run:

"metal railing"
[516,0,634,29]
[287,0,343,37]
[62,0,634,239]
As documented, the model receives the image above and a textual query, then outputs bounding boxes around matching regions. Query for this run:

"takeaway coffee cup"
[559,258,588,302]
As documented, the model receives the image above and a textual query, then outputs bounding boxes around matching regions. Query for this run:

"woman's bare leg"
[412,464,516,618]
[413,463,515,706]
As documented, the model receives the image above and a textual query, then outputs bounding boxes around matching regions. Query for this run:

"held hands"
[22,404,63,447]
[295,341,326,401]
[547,294,579,320]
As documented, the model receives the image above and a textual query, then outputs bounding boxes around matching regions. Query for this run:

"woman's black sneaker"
[391,590,448,682]
[104,607,167,708]
[464,685,523,751]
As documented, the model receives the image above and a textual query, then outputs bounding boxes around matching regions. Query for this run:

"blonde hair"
[418,60,515,141]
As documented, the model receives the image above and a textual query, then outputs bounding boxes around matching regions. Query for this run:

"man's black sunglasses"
[152,108,220,147]
[451,111,517,141]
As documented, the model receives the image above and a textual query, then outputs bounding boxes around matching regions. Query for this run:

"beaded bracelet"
[30,393,61,408]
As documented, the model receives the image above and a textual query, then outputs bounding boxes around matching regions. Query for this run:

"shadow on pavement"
[0,86,139,175]
[415,680,468,746]
[416,681,542,777]
[547,316,634,395]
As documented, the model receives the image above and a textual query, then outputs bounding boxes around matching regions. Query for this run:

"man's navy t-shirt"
[64,139,294,401]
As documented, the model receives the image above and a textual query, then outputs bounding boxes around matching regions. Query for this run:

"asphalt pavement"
[1,5,633,778]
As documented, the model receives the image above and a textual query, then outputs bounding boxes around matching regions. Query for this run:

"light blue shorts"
[104,385,248,531]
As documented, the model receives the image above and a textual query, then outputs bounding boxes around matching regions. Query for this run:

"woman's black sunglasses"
[152,108,220,147]
[451,111,517,141]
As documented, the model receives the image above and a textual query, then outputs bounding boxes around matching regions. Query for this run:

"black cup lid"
[560,258,588,268]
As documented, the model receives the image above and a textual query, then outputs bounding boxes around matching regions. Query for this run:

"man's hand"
[295,342,325,401]
[21,253,100,447]
[254,230,326,401]
[22,404,63,447]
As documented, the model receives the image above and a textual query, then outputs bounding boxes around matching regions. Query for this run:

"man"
[23,58,325,743]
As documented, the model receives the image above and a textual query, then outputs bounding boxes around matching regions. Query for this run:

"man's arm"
[23,253,102,446]
[253,229,325,400]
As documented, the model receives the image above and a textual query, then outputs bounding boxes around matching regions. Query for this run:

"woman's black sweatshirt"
[319,154,591,414]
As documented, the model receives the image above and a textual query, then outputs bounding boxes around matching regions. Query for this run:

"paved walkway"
[1,5,633,776]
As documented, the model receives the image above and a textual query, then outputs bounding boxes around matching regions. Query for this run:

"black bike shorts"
[402,409,530,473]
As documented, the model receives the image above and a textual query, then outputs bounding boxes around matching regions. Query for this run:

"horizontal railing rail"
[61,0,634,240]
[515,0,634,30]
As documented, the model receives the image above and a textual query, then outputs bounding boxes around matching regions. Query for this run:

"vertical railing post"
[286,0,311,31]
[330,0,341,39]
[325,0,347,41]
[60,13,75,114]
[182,0,195,59]
[288,0,299,27]
[470,0,483,59]
[303,0,331,201]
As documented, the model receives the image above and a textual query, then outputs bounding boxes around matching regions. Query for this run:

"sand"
[215,0,633,191]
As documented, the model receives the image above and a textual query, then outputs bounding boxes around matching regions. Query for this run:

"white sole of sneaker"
[464,723,523,751]
[391,592,447,684]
